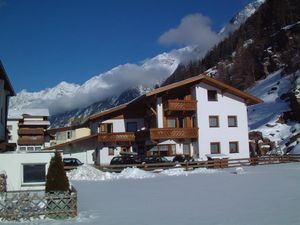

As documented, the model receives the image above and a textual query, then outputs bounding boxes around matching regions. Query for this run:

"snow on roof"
[8,108,50,119]
[22,121,50,126]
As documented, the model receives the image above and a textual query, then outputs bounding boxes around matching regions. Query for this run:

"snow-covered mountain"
[219,0,265,35]
[9,48,195,127]
[9,0,264,127]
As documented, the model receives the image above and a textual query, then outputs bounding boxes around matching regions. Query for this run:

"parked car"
[63,158,83,170]
[172,155,195,163]
[141,156,170,164]
[110,155,141,165]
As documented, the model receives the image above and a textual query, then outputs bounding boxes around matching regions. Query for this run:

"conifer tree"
[45,151,69,192]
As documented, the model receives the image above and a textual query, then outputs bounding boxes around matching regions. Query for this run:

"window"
[179,117,186,128]
[19,146,26,151]
[210,142,220,154]
[67,131,72,139]
[183,144,190,155]
[159,145,169,157]
[121,147,130,153]
[229,142,239,153]
[23,164,46,184]
[207,90,218,101]
[108,147,115,156]
[228,116,238,127]
[150,146,159,156]
[27,146,34,151]
[192,116,197,128]
[107,123,113,133]
[149,145,176,156]
[99,123,113,133]
[209,116,219,128]
[126,122,138,132]
[167,118,176,128]
[35,146,42,151]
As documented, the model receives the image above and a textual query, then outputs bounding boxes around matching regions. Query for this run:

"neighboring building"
[48,126,91,146]
[8,109,51,151]
[0,61,15,151]
[47,126,93,164]
[0,62,55,191]
[48,74,262,165]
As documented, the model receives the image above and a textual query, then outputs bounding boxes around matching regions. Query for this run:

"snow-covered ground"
[4,163,300,225]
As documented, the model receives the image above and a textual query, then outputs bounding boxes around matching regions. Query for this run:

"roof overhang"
[0,61,15,96]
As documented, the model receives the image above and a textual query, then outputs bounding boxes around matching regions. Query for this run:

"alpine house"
[48,73,262,165]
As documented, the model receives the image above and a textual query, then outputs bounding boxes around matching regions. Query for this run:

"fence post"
[185,161,189,171]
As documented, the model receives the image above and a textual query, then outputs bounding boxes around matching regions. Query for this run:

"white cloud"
[10,53,180,115]
[48,63,171,114]
[158,13,220,51]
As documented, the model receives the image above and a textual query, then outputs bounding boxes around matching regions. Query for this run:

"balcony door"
[99,123,113,133]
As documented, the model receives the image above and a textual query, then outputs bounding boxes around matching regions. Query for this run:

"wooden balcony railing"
[98,132,136,143]
[163,100,197,112]
[18,136,44,145]
[136,128,198,141]
[18,128,44,135]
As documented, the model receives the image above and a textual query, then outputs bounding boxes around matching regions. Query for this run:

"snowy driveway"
[6,163,300,225]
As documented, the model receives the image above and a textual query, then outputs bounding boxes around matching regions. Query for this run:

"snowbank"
[67,165,219,181]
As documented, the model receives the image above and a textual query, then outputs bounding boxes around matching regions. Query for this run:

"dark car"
[142,156,170,164]
[63,158,83,170]
[172,155,195,163]
[110,156,141,165]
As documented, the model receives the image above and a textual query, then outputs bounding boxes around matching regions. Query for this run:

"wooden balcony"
[163,100,197,112]
[98,132,136,143]
[136,128,198,141]
[18,136,44,145]
[18,128,44,135]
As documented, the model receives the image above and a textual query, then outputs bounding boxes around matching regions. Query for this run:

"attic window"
[207,90,218,101]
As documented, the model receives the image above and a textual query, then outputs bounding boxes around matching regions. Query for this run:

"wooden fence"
[96,155,300,173]
[0,186,77,221]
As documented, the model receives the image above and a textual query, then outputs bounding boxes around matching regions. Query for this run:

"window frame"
[228,116,238,127]
[183,143,191,156]
[108,147,115,156]
[167,117,177,128]
[209,116,219,128]
[22,163,46,186]
[149,144,176,156]
[210,142,221,154]
[229,141,239,154]
[207,90,218,101]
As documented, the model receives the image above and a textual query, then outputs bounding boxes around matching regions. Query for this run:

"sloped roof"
[146,74,263,105]
[46,134,98,150]
[86,73,263,122]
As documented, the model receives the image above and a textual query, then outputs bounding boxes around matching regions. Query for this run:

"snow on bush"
[67,165,219,181]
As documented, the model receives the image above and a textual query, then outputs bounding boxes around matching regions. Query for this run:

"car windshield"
[76,159,82,164]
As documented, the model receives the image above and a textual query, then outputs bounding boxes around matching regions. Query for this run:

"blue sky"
[0,0,252,92]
